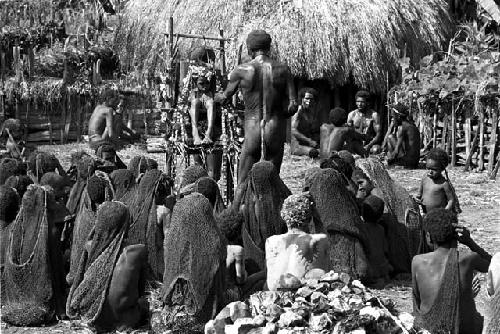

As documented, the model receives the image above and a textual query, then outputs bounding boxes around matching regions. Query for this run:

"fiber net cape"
[308,168,369,279]
[126,169,167,281]
[413,248,460,334]
[66,201,129,326]
[356,157,422,273]
[110,169,136,204]
[2,185,63,326]
[161,193,226,326]
[68,172,114,285]
[232,161,291,270]
[66,154,96,215]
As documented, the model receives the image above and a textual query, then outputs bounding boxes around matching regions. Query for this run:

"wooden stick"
[433,110,438,148]
[479,108,486,171]
[491,151,500,180]
[441,115,448,149]
[465,116,471,159]
[488,107,498,172]
[164,32,232,42]
[464,128,479,171]
[451,98,457,166]
[219,29,226,81]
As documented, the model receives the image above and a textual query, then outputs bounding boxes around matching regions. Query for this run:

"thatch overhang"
[116,0,454,92]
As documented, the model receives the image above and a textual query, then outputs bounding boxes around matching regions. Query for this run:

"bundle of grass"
[116,0,453,91]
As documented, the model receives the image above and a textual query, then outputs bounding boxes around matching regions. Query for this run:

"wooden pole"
[488,106,498,173]
[465,116,471,159]
[166,16,174,108]
[479,107,486,171]
[219,29,226,80]
[441,115,448,149]
[451,97,457,166]
[464,128,479,171]
[433,109,438,148]
[491,151,500,180]
[164,32,231,42]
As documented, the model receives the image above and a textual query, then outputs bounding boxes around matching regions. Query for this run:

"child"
[415,148,460,214]
[361,194,392,288]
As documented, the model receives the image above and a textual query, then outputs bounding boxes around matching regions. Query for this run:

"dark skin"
[327,125,367,157]
[347,97,383,151]
[291,92,319,155]
[215,49,297,184]
[412,226,491,334]
[386,113,421,168]
[415,159,454,212]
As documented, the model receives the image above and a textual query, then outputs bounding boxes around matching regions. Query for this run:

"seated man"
[291,88,320,158]
[385,104,421,169]
[412,209,491,334]
[360,195,392,288]
[27,151,67,183]
[320,107,367,158]
[347,90,383,153]
[266,192,330,291]
[67,201,148,332]
[88,89,138,150]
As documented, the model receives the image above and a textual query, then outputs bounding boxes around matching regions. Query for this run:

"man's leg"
[238,120,261,185]
[265,119,287,173]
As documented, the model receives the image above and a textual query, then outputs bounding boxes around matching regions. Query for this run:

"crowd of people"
[0,29,498,334]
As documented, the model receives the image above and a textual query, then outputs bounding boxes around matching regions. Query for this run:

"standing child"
[415,148,461,214]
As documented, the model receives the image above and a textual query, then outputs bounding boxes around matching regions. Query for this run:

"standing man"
[290,88,320,157]
[386,104,421,168]
[215,30,298,185]
[347,90,383,153]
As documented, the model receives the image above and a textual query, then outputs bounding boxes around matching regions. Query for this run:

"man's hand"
[193,137,203,145]
[472,274,481,297]
[455,225,473,246]
[202,137,213,145]
[309,139,318,148]
[364,144,372,152]
[287,101,299,117]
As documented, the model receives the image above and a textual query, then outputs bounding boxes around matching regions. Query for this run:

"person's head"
[281,192,313,232]
[216,208,244,245]
[190,46,216,64]
[27,152,60,180]
[426,148,449,180]
[337,150,355,168]
[96,144,117,164]
[391,103,409,125]
[0,185,19,224]
[299,88,318,110]
[320,153,353,179]
[100,88,121,109]
[180,165,209,189]
[1,118,22,139]
[355,90,371,112]
[361,195,385,223]
[246,30,272,57]
[329,107,348,126]
[87,175,110,205]
[154,173,172,206]
[5,175,33,199]
[109,169,135,199]
[194,177,218,208]
[352,169,373,199]
[0,158,22,185]
[423,208,458,246]
[40,172,70,203]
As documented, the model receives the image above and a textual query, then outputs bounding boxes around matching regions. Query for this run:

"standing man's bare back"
[215,30,297,185]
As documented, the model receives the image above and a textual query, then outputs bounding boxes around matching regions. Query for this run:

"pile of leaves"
[205,271,416,334]
[389,24,499,117]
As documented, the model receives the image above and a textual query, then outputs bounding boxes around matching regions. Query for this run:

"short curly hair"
[298,87,319,101]
[426,148,449,170]
[0,158,22,185]
[329,107,348,126]
[27,152,60,180]
[355,90,371,101]
[320,153,353,179]
[215,209,244,245]
[281,192,313,230]
[423,208,457,245]
[5,175,33,199]
[362,195,385,223]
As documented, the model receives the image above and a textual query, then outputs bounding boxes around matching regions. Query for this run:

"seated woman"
[65,152,96,216]
[67,201,148,332]
[216,209,265,302]
[356,157,422,274]
[109,169,136,204]
[159,193,226,332]
[0,157,25,185]
[232,161,291,270]
[266,192,330,291]
[2,185,67,325]
[193,176,226,214]
[27,151,68,183]
[127,169,172,281]
[127,155,158,181]
[308,168,369,279]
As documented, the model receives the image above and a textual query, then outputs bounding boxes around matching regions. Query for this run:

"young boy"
[412,208,490,334]
[415,148,460,214]
[361,194,392,288]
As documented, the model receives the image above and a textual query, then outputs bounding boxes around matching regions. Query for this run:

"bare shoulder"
[121,244,147,262]
[311,233,328,241]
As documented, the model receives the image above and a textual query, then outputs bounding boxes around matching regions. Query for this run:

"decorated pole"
[488,105,498,173]
[451,97,457,166]
[479,107,486,171]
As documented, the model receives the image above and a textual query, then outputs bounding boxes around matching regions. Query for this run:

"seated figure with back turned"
[291,88,321,158]
[266,192,330,291]
[88,89,139,150]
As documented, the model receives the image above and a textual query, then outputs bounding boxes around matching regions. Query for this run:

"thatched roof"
[116,0,454,91]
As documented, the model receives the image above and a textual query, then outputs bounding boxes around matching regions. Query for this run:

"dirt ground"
[1,143,499,333]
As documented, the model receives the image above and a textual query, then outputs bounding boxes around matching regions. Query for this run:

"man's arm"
[104,109,114,139]
[411,257,421,308]
[291,109,317,147]
[214,67,243,104]
[443,181,455,211]
[286,68,298,117]
[456,226,492,270]
[203,98,215,143]
[366,112,383,149]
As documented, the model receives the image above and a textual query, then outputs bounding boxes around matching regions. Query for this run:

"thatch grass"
[115,0,454,91]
